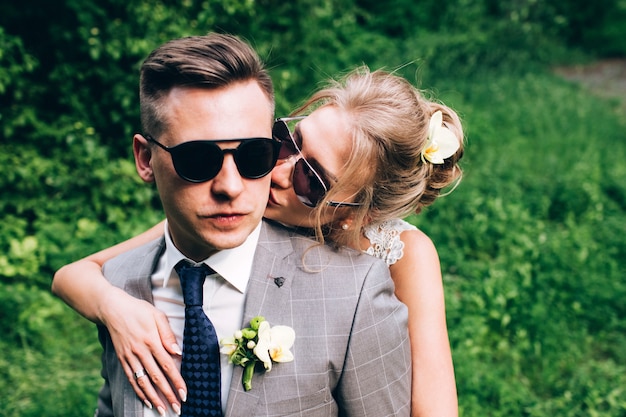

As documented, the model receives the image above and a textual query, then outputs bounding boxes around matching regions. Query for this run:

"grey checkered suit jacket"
[95,220,411,416]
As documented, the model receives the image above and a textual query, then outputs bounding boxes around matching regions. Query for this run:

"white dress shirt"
[144,220,261,417]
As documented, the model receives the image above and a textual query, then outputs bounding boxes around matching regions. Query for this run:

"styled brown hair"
[139,33,274,138]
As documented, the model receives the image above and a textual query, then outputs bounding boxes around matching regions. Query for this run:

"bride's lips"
[267,190,280,206]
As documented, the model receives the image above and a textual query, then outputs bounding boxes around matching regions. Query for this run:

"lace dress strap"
[363,218,417,266]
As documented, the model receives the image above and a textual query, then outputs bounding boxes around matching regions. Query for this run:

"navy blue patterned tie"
[175,260,223,417]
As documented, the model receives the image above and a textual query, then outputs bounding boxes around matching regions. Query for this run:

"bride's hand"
[99,286,186,415]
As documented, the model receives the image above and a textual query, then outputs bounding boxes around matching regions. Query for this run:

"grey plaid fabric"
[97,220,411,417]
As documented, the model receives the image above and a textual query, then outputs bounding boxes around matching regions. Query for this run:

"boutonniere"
[220,316,295,391]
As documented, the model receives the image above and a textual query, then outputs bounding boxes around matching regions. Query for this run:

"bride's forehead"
[299,107,353,172]
[301,106,351,146]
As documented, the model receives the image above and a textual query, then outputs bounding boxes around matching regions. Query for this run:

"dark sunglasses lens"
[293,159,327,207]
[236,140,280,179]
[170,141,222,182]
[273,121,298,159]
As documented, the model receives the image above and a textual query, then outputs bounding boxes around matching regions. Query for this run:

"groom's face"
[135,81,274,261]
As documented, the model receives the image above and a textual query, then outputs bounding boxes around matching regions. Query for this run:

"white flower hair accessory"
[220,316,295,391]
[421,110,460,164]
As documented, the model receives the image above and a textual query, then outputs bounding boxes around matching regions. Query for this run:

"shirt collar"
[161,220,261,293]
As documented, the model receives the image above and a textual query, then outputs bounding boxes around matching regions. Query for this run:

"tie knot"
[175,260,213,307]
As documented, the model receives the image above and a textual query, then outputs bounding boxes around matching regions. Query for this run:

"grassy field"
[413,68,626,416]
[1,66,625,416]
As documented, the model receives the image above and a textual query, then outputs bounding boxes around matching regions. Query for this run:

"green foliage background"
[1,0,625,415]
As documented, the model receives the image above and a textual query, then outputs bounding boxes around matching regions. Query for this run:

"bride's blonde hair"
[294,66,464,249]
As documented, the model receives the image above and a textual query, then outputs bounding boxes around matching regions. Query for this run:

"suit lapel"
[225,221,297,416]
[243,223,297,321]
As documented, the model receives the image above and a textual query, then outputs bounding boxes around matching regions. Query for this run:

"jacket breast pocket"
[256,387,337,416]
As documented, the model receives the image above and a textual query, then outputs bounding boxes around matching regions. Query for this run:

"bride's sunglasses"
[272,117,362,208]
[145,135,281,183]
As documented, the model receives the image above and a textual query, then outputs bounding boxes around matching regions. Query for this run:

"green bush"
[0,283,101,417]
[1,0,625,415]
[411,70,626,416]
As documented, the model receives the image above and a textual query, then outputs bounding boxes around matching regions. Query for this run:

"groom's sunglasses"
[273,117,362,208]
[145,135,281,183]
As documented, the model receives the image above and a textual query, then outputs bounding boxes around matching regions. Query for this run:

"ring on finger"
[133,369,148,380]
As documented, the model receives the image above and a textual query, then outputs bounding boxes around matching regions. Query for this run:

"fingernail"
[172,403,181,415]
[144,400,153,409]
[179,389,187,402]
[157,406,166,416]
[172,343,183,355]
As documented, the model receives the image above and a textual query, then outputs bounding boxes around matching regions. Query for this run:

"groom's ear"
[133,134,155,183]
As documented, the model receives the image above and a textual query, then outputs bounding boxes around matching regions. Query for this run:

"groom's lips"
[200,211,247,227]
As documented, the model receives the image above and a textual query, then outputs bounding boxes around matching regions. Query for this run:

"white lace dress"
[363,218,417,266]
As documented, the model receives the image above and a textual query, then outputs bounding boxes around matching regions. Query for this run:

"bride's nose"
[271,154,297,189]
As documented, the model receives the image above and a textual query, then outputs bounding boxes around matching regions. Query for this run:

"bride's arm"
[52,220,186,415]
[390,229,458,417]
[52,221,164,321]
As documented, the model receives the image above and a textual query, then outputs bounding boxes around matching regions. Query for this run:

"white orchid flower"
[422,110,460,164]
[219,336,238,356]
[253,321,295,371]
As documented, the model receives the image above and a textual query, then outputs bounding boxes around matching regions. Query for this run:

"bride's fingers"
[149,345,187,404]
[157,314,183,358]
[135,367,178,416]
[145,361,183,413]
[121,359,166,414]
[102,295,184,414]
[131,352,183,415]
[154,312,186,398]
